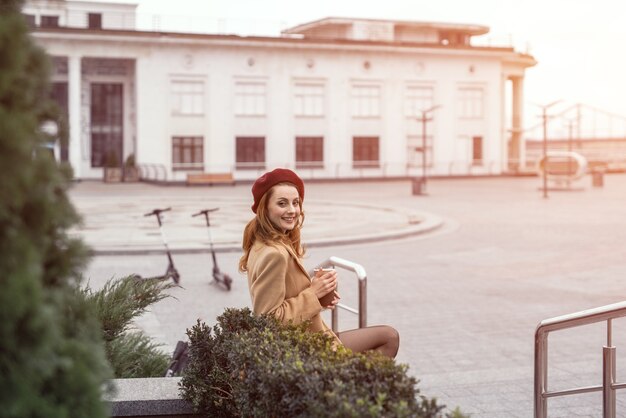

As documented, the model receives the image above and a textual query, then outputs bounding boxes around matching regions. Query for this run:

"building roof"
[282,17,490,38]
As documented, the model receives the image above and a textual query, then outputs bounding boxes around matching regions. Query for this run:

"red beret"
[251,168,304,213]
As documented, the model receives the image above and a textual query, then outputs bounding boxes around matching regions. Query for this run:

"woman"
[239,168,399,358]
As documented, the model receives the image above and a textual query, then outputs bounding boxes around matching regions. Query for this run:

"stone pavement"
[74,174,626,417]
[69,181,443,254]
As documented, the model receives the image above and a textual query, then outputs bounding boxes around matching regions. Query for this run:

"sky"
[125,0,626,130]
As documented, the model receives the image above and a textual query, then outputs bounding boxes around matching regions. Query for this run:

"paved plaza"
[73,174,626,417]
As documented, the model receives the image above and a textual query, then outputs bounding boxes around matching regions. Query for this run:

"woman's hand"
[311,269,337,299]
[322,292,341,310]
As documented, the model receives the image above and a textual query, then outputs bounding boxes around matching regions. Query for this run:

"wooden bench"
[186,172,235,186]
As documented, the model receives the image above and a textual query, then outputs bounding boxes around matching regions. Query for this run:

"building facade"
[25,0,536,181]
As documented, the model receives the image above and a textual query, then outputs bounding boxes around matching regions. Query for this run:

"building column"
[68,55,82,178]
[510,76,525,170]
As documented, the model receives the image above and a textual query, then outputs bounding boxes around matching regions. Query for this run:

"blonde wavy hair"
[239,182,306,273]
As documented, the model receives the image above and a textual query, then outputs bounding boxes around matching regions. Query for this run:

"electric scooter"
[192,208,233,291]
[144,207,181,284]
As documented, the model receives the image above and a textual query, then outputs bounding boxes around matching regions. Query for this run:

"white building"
[25,0,536,182]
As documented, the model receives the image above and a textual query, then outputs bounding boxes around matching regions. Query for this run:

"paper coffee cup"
[314,268,336,306]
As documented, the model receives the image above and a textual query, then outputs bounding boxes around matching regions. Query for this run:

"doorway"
[90,83,123,168]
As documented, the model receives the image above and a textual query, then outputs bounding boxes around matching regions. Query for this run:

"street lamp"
[40,120,59,160]
[40,120,59,137]
[413,104,441,195]
[536,100,562,199]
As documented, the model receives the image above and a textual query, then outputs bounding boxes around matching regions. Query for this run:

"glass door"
[90,83,123,168]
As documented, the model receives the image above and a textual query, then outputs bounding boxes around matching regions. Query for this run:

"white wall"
[34,31,526,180]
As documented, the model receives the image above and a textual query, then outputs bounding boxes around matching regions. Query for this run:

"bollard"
[412,178,425,195]
[592,170,604,188]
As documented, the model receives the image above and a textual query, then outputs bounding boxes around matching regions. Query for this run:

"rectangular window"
[458,87,484,119]
[236,136,265,169]
[172,136,204,170]
[24,14,36,28]
[351,84,380,118]
[352,136,379,168]
[405,85,434,117]
[88,13,102,29]
[40,15,59,28]
[294,83,324,117]
[295,136,324,168]
[472,136,483,165]
[234,81,266,116]
[171,80,204,116]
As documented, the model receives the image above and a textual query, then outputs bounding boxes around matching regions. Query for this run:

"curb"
[90,213,445,256]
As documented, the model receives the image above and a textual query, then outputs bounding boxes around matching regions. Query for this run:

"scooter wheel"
[223,274,232,291]
[169,269,181,285]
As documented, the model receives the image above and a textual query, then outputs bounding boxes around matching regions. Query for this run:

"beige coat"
[246,240,341,346]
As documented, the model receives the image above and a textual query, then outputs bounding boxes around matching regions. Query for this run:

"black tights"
[337,325,399,359]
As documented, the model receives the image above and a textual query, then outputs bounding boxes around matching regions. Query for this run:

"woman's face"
[266,184,301,233]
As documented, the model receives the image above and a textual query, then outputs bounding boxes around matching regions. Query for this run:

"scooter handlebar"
[144,207,172,217]
[192,208,219,217]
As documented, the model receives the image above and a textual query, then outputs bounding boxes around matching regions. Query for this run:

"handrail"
[309,256,367,333]
[138,163,168,182]
[535,301,626,417]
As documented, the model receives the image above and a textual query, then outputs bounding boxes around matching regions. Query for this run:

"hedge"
[180,308,467,417]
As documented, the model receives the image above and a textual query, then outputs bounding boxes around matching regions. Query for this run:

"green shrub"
[106,331,170,378]
[83,275,175,378]
[180,308,468,418]
[124,153,136,168]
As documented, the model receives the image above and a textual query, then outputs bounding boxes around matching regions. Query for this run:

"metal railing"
[129,158,626,183]
[208,161,517,181]
[534,301,626,417]
[138,163,167,182]
[309,256,367,333]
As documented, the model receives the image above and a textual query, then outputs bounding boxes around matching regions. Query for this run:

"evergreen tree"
[84,275,175,378]
[0,1,111,417]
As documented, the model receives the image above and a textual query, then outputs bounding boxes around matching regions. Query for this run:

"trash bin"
[412,178,425,195]
[591,169,604,188]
